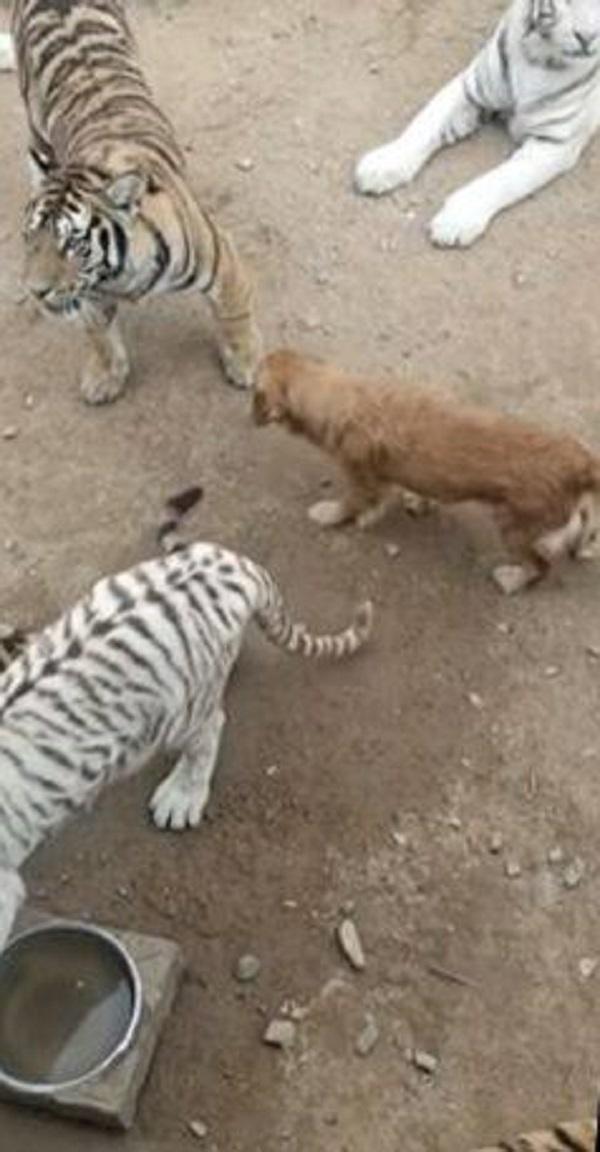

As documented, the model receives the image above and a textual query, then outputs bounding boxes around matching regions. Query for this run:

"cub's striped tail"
[473,1115,597,1152]
[255,569,373,659]
[157,486,204,553]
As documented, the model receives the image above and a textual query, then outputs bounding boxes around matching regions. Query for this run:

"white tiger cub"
[0,490,373,950]
[355,0,600,247]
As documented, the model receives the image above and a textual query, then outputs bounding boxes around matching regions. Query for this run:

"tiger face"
[22,167,147,317]
[524,0,600,66]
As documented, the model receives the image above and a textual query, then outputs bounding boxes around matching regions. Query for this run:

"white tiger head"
[523,0,600,67]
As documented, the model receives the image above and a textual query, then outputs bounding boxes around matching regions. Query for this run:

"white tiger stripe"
[0,537,373,951]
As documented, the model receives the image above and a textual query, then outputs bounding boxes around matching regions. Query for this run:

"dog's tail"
[252,563,373,659]
[157,486,203,554]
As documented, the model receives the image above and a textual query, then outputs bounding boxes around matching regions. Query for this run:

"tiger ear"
[28,145,56,190]
[104,170,148,212]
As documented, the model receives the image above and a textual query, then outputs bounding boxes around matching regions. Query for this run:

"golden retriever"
[253,348,600,594]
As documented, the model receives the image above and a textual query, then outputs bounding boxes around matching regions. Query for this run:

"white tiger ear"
[104,171,148,212]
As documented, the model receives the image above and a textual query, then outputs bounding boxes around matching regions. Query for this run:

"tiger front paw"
[430,190,492,248]
[81,355,129,406]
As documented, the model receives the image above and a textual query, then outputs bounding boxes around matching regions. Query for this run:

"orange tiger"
[10,0,261,403]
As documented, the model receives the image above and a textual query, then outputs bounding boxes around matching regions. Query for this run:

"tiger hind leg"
[150,707,226,831]
[80,299,129,405]
[0,868,25,953]
[202,223,261,390]
[355,73,481,196]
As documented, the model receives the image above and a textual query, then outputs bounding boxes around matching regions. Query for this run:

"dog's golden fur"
[253,348,600,593]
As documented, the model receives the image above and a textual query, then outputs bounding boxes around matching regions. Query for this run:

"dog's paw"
[308,499,351,527]
[354,142,421,196]
[492,564,533,596]
[430,190,491,248]
[401,491,435,517]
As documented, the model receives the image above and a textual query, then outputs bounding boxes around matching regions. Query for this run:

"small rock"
[385,542,400,558]
[392,831,407,849]
[489,831,504,854]
[2,426,18,440]
[263,1019,296,1050]
[235,954,261,983]
[547,845,564,865]
[24,395,34,410]
[578,957,598,980]
[355,1014,379,1057]
[512,270,527,288]
[368,60,380,74]
[412,1049,438,1075]
[340,898,355,916]
[265,764,278,777]
[563,857,586,890]
[282,898,298,910]
[189,1120,208,1140]
[496,621,512,635]
[448,814,462,830]
[337,918,366,971]
[235,156,254,172]
[504,859,521,878]
[301,312,320,332]
[314,269,330,286]
[467,691,484,710]
[544,665,560,679]
[585,644,600,659]
[116,884,129,899]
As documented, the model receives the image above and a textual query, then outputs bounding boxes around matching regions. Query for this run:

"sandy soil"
[2,1,600,1150]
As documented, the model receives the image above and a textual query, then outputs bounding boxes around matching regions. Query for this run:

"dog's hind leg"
[492,510,551,595]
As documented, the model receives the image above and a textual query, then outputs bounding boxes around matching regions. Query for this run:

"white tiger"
[0,491,373,951]
[355,0,600,247]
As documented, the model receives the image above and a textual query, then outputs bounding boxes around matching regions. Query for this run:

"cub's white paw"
[492,564,532,596]
[150,775,208,831]
[308,499,350,527]
[354,143,420,195]
[430,191,490,248]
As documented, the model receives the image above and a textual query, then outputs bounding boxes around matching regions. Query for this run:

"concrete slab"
[1,911,183,1130]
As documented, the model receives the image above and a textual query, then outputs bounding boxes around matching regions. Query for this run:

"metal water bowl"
[0,920,142,1096]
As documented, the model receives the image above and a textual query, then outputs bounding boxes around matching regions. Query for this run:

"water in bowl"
[0,926,135,1085]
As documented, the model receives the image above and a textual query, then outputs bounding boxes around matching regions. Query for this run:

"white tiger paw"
[150,774,208,831]
[308,499,351,527]
[354,142,422,195]
[430,190,491,248]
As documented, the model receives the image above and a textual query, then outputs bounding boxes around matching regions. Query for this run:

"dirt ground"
[2,1,600,1149]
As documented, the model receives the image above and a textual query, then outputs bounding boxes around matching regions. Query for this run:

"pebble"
[24,395,34,410]
[504,859,521,878]
[467,691,484,710]
[489,831,504,855]
[448,814,462,830]
[547,845,564,865]
[355,1014,379,1057]
[392,831,407,849]
[543,665,560,679]
[235,156,254,172]
[368,60,380,74]
[412,1049,438,1075]
[263,1019,296,1050]
[189,1120,208,1140]
[585,644,600,659]
[563,857,586,890]
[337,918,366,971]
[2,426,18,440]
[235,954,261,983]
[578,957,598,980]
[385,542,400,558]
